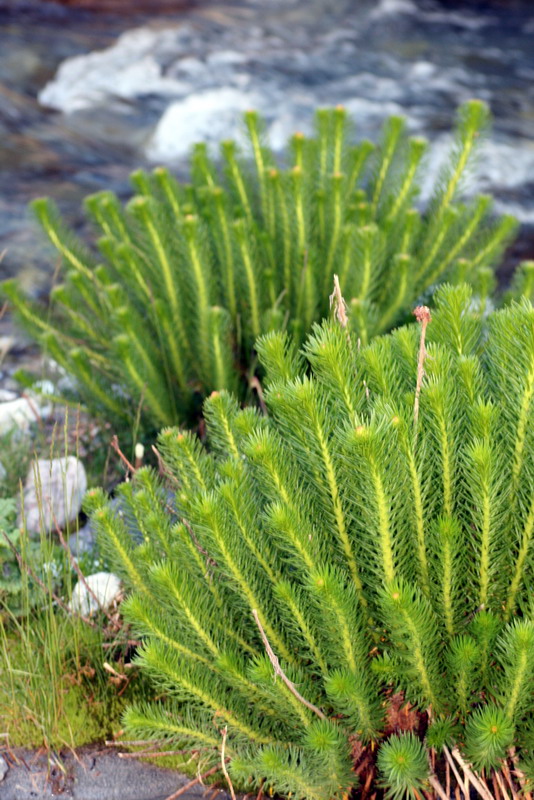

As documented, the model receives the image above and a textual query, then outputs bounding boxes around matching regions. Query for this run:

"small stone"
[20,456,87,533]
[70,572,121,616]
[0,754,8,781]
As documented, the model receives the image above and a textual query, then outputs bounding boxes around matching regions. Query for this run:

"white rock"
[70,572,122,617]
[0,754,8,781]
[39,27,187,112]
[0,397,46,435]
[146,88,258,161]
[370,0,416,18]
[0,389,17,402]
[20,456,87,533]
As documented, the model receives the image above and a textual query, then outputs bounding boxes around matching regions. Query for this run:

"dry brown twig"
[220,727,236,800]
[118,748,204,760]
[250,376,267,416]
[110,435,136,476]
[443,745,469,799]
[413,305,432,427]
[451,747,493,800]
[252,609,326,720]
[509,747,533,800]
[494,769,512,800]
[500,761,519,800]
[163,763,225,800]
[330,274,349,329]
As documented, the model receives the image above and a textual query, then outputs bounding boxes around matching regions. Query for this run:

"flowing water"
[1,0,533,300]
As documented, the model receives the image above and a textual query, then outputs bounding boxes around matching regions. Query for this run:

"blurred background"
[1,0,533,303]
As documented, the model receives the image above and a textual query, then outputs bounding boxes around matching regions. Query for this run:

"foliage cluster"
[87,285,534,798]
[2,101,518,437]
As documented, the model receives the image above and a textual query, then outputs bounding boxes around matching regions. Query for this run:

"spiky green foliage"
[87,285,534,798]
[3,102,517,437]
[377,733,429,799]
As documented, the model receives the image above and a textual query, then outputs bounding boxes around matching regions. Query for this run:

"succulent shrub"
[3,102,518,437]
[87,284,534,798]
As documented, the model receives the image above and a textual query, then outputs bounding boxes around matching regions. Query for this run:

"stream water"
[1,0,533,300]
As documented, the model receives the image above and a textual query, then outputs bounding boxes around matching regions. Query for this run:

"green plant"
[0,498,45,617]
[87,284,534,799]
[3,102,517,438]
[0,510,145,751]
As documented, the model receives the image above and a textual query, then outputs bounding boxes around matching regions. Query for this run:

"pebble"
[20,456,87,533]
[0,754,8,782]
[70,571,121,616]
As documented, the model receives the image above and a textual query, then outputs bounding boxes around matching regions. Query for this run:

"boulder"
[20,457,87,533]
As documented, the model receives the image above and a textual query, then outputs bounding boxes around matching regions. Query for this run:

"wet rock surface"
[0,745,232,800]
[0,0,533,307]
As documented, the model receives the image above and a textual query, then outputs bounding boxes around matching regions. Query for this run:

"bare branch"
[413,305,432,427]
[451,747,494,800]
[443,746,469,800]
[494,769,512,800]
[221,727,236,800]
[250,376,267,416]
[330,274,349,328]
[428,774,450,800]
[252,609,326,720]
[163,763,225,800]
[110,435,136,476]
[508,748,533,800]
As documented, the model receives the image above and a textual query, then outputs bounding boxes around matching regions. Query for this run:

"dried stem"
[444,745,469,799]
[221,727,236,800]
[500,763,519,800]
[252,609,326,720]
[110,435,136,476]
[494,769,511,800]
[509,748,533,800]
[451,747,493,800]
[413,305,431,427]
[105,739,157,747]
[429,774,450,800]
[250,376,267,416]
[330,274,349,329]
[163,763,224,800]
[118,748,204,760]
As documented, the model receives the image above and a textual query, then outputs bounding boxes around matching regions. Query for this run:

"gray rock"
[0,745,232,800]
[20,456,87,533]
[0,754,8,781]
